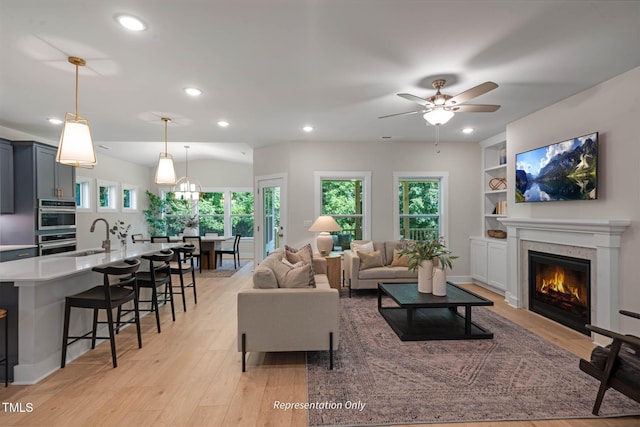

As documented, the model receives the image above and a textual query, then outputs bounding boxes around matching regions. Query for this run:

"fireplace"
[528,251,591,335]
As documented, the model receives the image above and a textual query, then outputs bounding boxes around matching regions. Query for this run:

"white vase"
[417,259,434,293]
[433,266,447,296]
[183,227,198,236]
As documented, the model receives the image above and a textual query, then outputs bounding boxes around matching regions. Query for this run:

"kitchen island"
[0,242,179,384]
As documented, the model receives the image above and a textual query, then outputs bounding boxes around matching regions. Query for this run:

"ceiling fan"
[379,79,501,126]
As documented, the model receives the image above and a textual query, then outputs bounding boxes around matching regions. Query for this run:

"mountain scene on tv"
[515,133,597,202]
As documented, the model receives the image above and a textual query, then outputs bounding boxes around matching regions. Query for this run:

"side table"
[324,253,342,291]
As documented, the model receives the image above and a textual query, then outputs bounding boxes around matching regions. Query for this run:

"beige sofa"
[344,240,417,296]
[237,248,340,371]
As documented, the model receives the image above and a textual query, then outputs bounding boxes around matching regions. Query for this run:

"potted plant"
[400,238,457,294]
[182,214,199,236]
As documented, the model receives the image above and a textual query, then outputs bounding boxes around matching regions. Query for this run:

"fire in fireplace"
[528,251,591,335]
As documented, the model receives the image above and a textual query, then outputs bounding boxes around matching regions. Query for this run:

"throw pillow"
[252,265,278,289]
[278,264,311,288]
[358,250,384,270]
[352,241,374,255]
[390,249,409,267]
[285,243,315,286]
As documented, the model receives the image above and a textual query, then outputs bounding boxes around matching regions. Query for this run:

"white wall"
[506,65,640,331]
[253,140,481,276]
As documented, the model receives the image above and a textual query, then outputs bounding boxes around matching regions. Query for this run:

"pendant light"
[56,56,97,168]
[154,117,177,185]
[173,146,202,200]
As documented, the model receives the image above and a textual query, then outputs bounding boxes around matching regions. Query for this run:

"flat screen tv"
[515,132,598,203]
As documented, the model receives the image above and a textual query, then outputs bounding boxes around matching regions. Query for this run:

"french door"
[255,174,287,263]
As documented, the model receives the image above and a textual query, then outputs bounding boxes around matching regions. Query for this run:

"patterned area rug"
[306,291,640,426]
[199,260,250,278]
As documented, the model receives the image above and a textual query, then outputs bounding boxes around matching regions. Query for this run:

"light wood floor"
[1,264,638,427]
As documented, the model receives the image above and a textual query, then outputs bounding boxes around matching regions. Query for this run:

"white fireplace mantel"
[498,217,630,333]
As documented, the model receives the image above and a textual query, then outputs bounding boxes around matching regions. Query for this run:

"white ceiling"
[1,1,639,167]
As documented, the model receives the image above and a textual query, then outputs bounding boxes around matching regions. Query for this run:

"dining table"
[168,235,233,269]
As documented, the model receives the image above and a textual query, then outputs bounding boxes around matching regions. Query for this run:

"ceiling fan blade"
[446,81,498,106]
[397,93,433,107]
[378,109,428,119]
[451,104,501,112]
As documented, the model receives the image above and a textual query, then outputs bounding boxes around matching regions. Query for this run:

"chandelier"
[173,146,202,200]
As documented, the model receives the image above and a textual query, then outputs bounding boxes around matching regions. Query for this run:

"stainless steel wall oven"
[38,199,76,230]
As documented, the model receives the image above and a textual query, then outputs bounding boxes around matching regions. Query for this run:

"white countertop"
[0,242,180,283]
[0,245,38,252]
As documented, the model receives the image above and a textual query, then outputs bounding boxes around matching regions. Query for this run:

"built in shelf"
[484,164,507,172]
[484,189,506,195]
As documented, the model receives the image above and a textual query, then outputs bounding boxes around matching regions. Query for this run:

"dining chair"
[182,236,210,272]
[217,234,241,269]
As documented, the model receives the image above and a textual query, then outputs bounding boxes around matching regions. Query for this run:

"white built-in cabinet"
[470,133,508,293]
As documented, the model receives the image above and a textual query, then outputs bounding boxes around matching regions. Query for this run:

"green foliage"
[143,191,167,236]
[399,238,458,271]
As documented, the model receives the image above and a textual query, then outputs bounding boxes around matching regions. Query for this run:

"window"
[165,192,192,236]
[75,176,92,211]
[198,192,225,235]
[97,180,118,212]
[231,191,254,237]
[122,184,138,211]
[162,189,254,237]
[393,172,449,242]
[314,171,371,243]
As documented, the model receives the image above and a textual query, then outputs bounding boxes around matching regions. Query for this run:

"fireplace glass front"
[528,250,590,335]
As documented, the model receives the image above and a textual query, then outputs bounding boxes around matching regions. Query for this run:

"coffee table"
[377,282,494,341]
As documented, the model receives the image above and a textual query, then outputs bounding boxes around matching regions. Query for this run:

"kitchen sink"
[65,249,106,257]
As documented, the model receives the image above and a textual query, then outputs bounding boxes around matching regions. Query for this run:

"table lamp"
[309,215,342,255]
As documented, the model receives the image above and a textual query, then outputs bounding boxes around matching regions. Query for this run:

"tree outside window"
[198,192,225,235]
[398,179,441,241]
[321,179,363,242]
[165,192,192,235]
[231,191,254,237]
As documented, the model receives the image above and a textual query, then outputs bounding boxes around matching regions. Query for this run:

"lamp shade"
[423,108,454,126]
[155,153,177,185]
[56,113,97,167]
[309,215,342,232]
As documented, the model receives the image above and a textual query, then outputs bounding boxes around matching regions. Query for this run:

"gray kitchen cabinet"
[35,144,75,200]
[13,141,75,201]
[0,139,14,213]
[0,247,37,262]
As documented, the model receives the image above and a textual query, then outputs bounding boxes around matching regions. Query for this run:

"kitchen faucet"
[90,218,111,253]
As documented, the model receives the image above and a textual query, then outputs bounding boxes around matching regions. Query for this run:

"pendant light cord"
[74,62,79,121]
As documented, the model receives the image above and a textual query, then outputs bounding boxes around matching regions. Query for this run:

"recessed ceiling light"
[115,14,147,31]
[47,118,63,125]
[303,125,314,132]
[462,127,474,134]
[184,87,202,97]
[217,120,230,127]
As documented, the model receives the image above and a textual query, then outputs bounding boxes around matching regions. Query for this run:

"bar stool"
[1,308,7,386]
[127,250,175,333]
[61,259,142,369]
[170,245,197,312]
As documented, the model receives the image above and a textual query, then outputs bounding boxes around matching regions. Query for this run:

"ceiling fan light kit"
[380,79,500,128]
[56,56,97,168]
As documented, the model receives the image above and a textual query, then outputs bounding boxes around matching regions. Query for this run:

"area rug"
[199,260,250,278]
[306,291,640,426]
